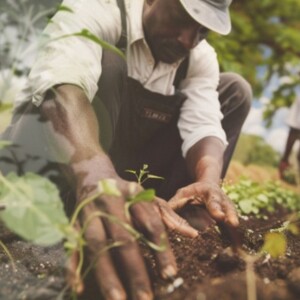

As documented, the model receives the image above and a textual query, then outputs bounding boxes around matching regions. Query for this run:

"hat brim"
[179,0,232,35]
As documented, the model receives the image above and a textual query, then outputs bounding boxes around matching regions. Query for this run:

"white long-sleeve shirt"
[18,0,227,157]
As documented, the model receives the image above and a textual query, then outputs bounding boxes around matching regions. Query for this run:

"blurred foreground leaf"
[0,173,69,246]
[261,232,287,258]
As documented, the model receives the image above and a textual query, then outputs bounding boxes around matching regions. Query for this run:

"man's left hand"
[168,181,239,227]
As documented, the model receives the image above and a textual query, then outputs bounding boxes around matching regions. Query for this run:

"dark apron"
[108,75,189,195]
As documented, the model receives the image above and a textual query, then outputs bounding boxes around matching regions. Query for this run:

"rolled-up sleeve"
[178,41,228,157]
[28,0,121,106]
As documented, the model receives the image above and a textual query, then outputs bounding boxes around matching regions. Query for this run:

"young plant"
[223,178,300,218]
[238,213,300,300]
[124,164,164,218]
[125,164,164,185]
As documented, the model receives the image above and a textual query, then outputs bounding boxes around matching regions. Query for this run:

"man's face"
[142,0,209,64]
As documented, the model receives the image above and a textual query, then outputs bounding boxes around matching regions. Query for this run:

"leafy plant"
[124,164,164,217]
[223,178,300,218]
[0,172,71,245]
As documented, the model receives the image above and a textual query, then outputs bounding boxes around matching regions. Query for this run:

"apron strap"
[116,0,128,53]
[173,57,189,90]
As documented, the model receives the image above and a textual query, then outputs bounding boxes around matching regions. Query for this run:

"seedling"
[124,164,164,218]
[237,213,300,300]
[223,178,300,218]
[125,164,164,185]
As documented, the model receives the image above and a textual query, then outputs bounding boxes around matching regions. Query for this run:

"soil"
[1,205,300,300]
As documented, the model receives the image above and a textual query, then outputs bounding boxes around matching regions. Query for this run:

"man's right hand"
[67,155,198,300]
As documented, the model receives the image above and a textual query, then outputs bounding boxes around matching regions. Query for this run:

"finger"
[102,199,154,300]
[221,196,239,227]
[168,186,197,211]
[205,194,226,222]
[82,203,127,300]
[155,198,198,238]
[66,221,84,294]
[131,202,178,280]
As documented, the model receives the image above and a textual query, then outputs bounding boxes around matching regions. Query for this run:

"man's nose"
[177,27,199,50]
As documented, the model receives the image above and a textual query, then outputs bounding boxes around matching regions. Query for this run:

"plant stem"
[82,241,124,279]
[70,193,100,226]
[244,253,257,300]
[0,240,16,271]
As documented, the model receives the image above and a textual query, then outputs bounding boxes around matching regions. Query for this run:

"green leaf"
[98,179,121,197]
[287,223,300,235]
[256,194,268,203]
[128,189,155,203]
[125,189,156,218]
[0,141,12,150]
[238,199,258,214]
[51,29,126,60]
[147,174,164,181]
[228,192,239,201]
[57,5,74,13]
[261,232,287,258]
[74,29,125,60]
[124,169,137,175]
[0,173,69,246]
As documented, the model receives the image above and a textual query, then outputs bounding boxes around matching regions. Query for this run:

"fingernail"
[108,289,124,300]
[136,290,153,300]
[162,265,177,279]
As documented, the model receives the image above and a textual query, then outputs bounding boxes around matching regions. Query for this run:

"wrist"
[71,154,119,185]
[198,179,222,188]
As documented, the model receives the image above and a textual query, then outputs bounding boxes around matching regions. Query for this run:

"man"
[279,96,300,179]
[0,0,251,299]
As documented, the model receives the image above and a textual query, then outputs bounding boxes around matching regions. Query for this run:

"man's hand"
[279,159,290,180]
[67,158,198,300]
[40,86,197,299]
[168,181,239,227]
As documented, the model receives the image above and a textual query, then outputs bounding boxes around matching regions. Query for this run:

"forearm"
[39,84,117,180]
[186,136,225,184]
[170,137,238,226]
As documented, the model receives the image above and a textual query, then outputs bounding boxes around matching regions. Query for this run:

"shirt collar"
[125,0,183,69]
[126,0,145,45]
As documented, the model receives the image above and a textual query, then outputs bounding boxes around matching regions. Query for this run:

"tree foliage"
[1,0,300,124]
[233,134,280,167]
[208,0,300,125]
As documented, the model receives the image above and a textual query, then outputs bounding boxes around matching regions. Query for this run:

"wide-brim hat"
[179,0,232,35]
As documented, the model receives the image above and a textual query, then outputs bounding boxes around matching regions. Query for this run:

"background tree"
[208,0,300,126]
[233,134,280,167]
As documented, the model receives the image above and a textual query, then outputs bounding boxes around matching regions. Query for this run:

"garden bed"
[1,205,300,300]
